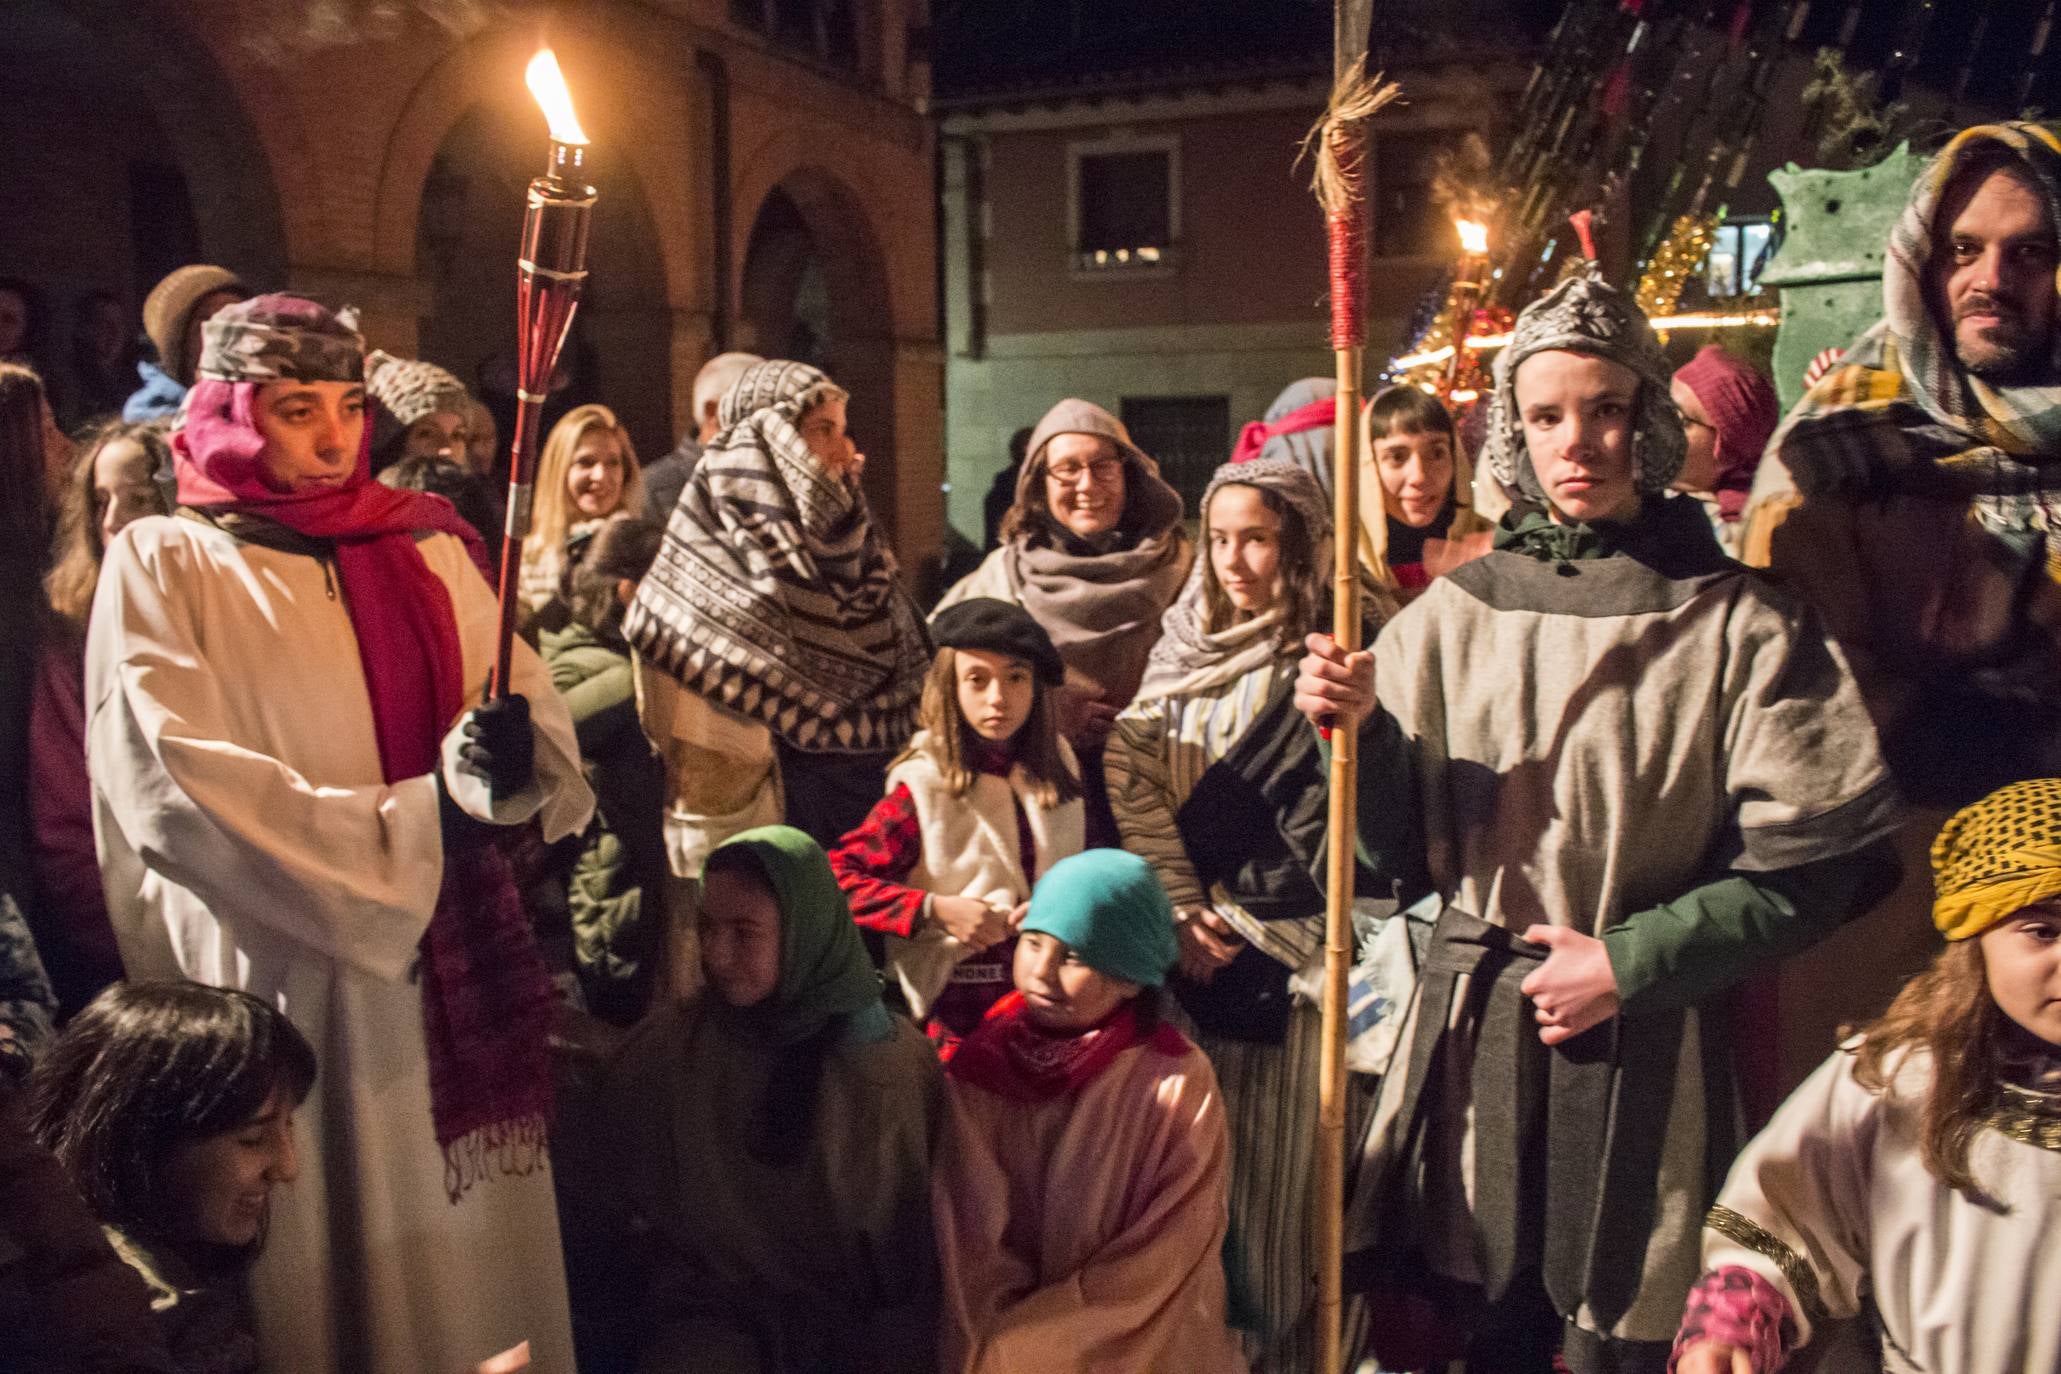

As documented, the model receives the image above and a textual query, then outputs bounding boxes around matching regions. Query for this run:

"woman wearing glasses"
[937,399,1192,846]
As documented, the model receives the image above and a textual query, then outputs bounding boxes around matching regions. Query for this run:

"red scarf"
[178,379,555,1199]
[1230,396,1337,465]
[946,991,1188,1103]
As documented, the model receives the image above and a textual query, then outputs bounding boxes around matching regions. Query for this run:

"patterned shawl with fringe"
[625,360,930,754]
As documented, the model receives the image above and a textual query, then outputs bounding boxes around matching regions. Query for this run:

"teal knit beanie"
[1021,850,1178,988]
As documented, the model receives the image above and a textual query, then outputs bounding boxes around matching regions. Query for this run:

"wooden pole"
[1307,17,1386,1363]
[1317,337,1362,1374]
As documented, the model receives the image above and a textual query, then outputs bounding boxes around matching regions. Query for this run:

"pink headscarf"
[176,376,490,780]
[1673,345,1779,522]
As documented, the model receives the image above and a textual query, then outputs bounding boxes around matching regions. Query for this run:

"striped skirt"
[1182,1000,1378,1374]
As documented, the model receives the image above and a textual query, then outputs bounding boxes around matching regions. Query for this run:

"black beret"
[929,598,1064,686]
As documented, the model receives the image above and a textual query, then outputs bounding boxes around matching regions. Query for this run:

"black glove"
[436,769,494,856]
[456,695,535,804]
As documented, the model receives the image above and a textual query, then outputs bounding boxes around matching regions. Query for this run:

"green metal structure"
[1758,144,1928,413]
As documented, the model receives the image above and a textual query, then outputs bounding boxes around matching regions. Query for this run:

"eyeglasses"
[1044,458,1124,487]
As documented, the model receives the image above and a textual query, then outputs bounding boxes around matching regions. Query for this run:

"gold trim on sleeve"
[1705,1204,1829,1325]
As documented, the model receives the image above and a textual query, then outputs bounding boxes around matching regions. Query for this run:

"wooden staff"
[1304,29,1396,1374]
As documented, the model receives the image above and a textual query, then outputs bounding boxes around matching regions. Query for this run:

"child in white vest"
[830,598,1084,1056]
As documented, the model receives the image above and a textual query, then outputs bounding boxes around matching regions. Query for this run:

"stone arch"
[1,0,290,299]
[408,101,676,464]
[370,25,699,463]
[736,165,902,537]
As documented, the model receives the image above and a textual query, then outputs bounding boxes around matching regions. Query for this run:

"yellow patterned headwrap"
[1931,778,2061,941]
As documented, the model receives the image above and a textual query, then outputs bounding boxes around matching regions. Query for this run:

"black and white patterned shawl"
[623,360,930,754]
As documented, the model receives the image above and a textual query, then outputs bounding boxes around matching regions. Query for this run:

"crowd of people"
[1,119,2058,1374]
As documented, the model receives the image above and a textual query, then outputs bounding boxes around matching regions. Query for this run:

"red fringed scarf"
[946,991,1189,1103]
[178,379,556,1200]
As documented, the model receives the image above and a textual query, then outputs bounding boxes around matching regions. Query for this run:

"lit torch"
[491,48,596,698]
[1446,217,1491,392]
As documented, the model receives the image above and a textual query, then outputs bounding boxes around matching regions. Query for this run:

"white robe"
[87,515,594,1374]
[1703,1047,2061,1374]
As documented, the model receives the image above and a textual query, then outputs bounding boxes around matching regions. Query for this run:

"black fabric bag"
[1170,674,1377,1043]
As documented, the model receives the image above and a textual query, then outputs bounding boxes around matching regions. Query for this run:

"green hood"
[1495,492,1726,574]
[707,825,887,1046]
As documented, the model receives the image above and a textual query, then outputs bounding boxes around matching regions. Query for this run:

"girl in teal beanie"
[933,850,1246,1373]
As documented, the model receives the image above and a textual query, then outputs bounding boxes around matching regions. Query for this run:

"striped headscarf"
[1769,124,2061,565]
[1931,777,2061,941]
[1134,456,1332,701]
[624,360,930,754]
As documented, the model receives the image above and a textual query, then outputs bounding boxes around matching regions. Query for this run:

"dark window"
[1373,134,1451,259]
[1076,150,1172,271]
[1120,396,1230,513]
[733,0,860,71]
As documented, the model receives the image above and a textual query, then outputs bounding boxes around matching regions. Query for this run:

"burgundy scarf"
[178,380,555,1200]
[946,991,1188,1103]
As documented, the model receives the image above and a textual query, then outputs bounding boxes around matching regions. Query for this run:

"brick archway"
[736,163,902,538]
[367,23,701,460]
[7,0,291,290]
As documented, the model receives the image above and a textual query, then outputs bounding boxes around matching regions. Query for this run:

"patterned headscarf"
[1135,456,1331,701]
[1768,124,2061,561]
[1479,264,1686,502]
[1931,777,2061,941]
[196,293,363,384]
[624,360,930,754]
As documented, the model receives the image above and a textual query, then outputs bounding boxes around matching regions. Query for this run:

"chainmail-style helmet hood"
[1478,264,1687,502]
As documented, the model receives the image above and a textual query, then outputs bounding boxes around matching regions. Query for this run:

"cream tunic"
[1703,1048,2061,1374]
[87,514,593,1374]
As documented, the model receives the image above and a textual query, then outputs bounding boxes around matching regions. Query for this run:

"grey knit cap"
[365,350,471,428]
[1478,265,1686,501]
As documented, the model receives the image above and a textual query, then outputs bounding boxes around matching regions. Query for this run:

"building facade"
[1,0,945,562]
[936,46,1529,546]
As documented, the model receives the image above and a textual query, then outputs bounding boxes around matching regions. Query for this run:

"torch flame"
[1456,218,1490,256]
[526,49,588,145]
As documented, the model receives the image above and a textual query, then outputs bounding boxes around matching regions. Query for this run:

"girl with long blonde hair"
[518,403,643,613]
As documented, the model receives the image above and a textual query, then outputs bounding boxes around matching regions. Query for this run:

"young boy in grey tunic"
[1293,265,1903,1374]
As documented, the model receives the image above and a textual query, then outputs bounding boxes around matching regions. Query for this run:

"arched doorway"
[737,170,898,538]
[0,1,287,397]
[415,102,675,470]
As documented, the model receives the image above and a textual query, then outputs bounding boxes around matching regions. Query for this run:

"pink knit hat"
[1673,345,1779,521]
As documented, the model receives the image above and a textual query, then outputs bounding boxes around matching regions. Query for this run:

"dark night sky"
[930,0,1563,102]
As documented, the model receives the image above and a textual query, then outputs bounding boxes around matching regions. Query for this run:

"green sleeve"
[1602,836,1901,1014]
[1313,708,1430,905]
[559,660,637,758]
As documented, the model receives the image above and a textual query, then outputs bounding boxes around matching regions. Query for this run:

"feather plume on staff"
[1300,56,1398,1374]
